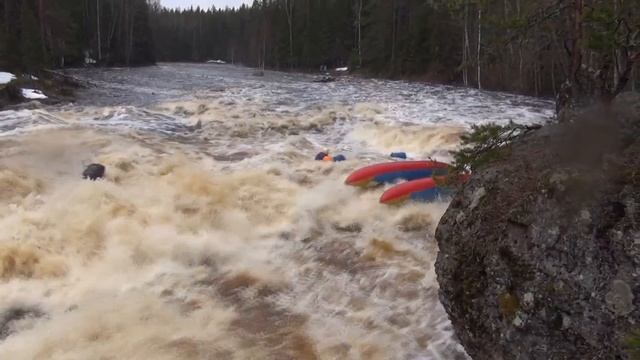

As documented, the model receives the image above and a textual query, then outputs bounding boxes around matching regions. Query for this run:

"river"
[0,63,553,359]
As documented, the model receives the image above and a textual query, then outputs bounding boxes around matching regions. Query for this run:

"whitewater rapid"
[0,64,553,359]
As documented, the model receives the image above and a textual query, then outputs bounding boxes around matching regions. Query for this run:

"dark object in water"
[187,120,202,132]
[83,163,106,180]
[313,76,335,83]
[390,152,407,159]
[0,306,45,340]
[333,155,347,162]
[315,152,328,161]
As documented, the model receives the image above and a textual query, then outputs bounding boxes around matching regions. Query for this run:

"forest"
[0,0,155,71]
[149,0,640,100]
[1,0,638,102]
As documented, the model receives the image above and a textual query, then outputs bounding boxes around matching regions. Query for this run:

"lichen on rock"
[606,280,635,317]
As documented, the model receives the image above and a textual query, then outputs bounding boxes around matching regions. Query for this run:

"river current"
[0,63,553,359]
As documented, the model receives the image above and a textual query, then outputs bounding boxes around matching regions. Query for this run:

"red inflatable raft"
[380,173,471,204]
[345,161,449,187]
[379,178,441,204]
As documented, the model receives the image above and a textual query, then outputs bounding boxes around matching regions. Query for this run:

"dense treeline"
[0,0,155,73]
[0,0,637,104]
[149,0,460,82]
[150,0,640,100]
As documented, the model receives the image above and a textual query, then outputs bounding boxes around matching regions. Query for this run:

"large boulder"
[435,99,640,359]
[0,306,44,340]
[82,163,106,180]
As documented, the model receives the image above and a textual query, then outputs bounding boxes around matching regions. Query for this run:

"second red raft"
[379,178,447,204]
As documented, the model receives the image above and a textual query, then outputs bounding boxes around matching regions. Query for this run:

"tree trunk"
[128,13,134,65]
[516,0,523,89]
[97,0,102,61]
[608,52,640,101]
[284,0,294,68]
[477,6,482,90]
[504,0,513,59]
[261,18,266,70]
[551,59,557,96]
[462,0,469,86]
[357,0,363,68]
[38,0,47,60]
[108,1,118,49]
[519,45,524,90]
[125,1,134,65]
[391,1,397,72]
[612,0,621,91]
[569,0,584,98]
[5,0,13,33]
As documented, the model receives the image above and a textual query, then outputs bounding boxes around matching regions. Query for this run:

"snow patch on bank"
[0,72,16,85]
[21,89,47,99]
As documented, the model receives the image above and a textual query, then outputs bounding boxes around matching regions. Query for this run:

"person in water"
[315,150,331,161]
[315,150,346,162]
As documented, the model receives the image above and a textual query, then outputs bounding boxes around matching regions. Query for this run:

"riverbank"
[0,70,86,110]
[2,61,556,112]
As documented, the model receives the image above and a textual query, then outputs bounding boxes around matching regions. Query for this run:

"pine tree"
[0,13,6,68]
[130,0,155,65]
[20,0,46,72]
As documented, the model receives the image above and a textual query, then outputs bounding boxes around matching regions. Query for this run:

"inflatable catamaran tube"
[345,161,449,187]
[379,178,447,204]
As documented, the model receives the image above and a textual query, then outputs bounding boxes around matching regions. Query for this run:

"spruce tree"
[19,0,45,72]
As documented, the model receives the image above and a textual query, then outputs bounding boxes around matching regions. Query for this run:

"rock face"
[435,100,640,359]
[82,163,106,180]
[0,306,44,340]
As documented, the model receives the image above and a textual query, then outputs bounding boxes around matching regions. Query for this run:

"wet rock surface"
[435,99,640,359]
[0,306,45,340]
[82,163,106,180]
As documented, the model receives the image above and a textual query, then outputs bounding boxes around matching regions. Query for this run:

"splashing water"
[0,64,553,359]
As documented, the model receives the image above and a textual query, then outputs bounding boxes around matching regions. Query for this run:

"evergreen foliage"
[18,1,44,72]
[450,122,541,172]
[149,0,640,98]
[0,0,637,103]
[0,0,156,72]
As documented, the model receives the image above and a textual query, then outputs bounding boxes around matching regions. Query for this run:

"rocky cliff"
[435,94,640,360]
